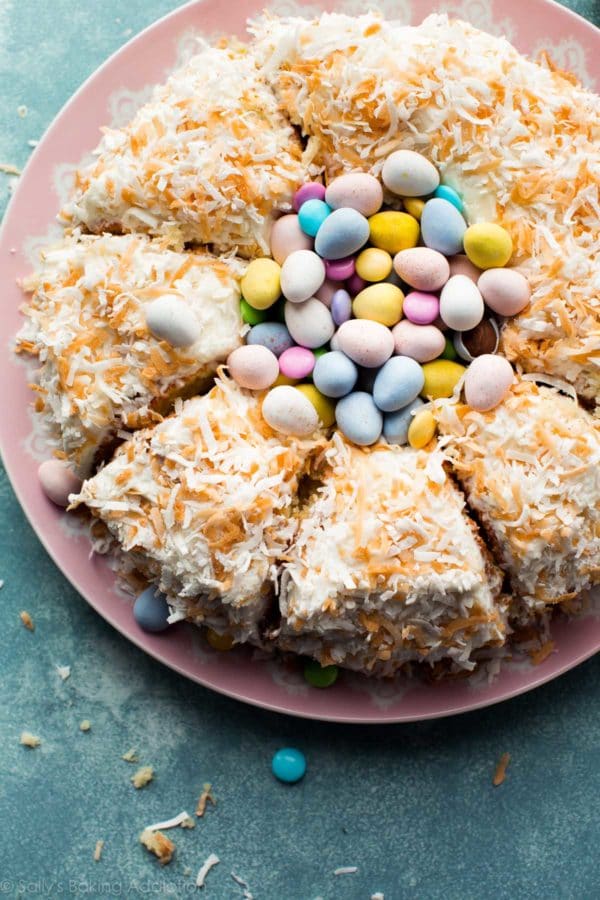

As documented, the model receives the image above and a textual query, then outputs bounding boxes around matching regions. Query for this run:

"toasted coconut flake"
[93,840,104,862]
[19,610,35,631]
[493,752,511,786]
[139,829,174,865]
[122,748,138,763]
[196,783,216,817]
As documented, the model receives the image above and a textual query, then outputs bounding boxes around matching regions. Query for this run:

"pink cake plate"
[1,0,598,722]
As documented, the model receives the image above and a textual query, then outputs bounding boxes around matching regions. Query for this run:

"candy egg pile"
[228,150,531,447]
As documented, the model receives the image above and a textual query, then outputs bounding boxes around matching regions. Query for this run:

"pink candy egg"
[325,256,355,281]
[335,319,394,368]
[315,278,338,309]
[448,254,481,283]
[38,459,82,507]
[392,320,446,363]
[227,345,279,390]
[293,182,326,211]
[270,215,313,265]
[393,247,450,292]
[346,273,367,296]
[279,346,316,380]
[478,268,531,317]
[464,355,515,411]
[403,291,440,325]
[325,173,383,217]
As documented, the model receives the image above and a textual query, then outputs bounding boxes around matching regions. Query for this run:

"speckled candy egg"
[368,211,420,255]
[393,247,450,292]
[280,250,326,304]
[293,182,326,211]
[145,295,201,347]
[38,459,82,507]
[335,392,383,446]
[478,268,531,317]
[392,320,445,363]
[464,355,515,411]
[325,172,383,217]
[313,350,358,398]
[284,298,335,349]
[402,291,439,326]
[382,150,440,197]
[314,208,370,260]
[421,198,467,257]
[247,322,294,357]
[270,214,313,265]
[439,275,484,331]
[373,356,425,412]
[383,398,424,445]
[262,385,319,436]
[227,345,279,390]
[448,254,481,283]
[335,319,395,368]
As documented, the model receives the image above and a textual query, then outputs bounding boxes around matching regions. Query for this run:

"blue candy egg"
[134,586,170,633]
[383,398,425,445]
[433,184,464,212]
[313,351,358,398]
[272,747,306,784]
[314,208,370,260]
[335,392,383,445]
[247,322,294,358]
[421,198,467,256]
[373,356,425,412]
[298,199,332,237]
[331,289,352,326]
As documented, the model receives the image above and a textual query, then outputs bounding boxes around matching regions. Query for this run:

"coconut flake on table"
[196,854,220,888]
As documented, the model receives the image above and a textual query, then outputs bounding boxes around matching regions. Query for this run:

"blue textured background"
[1,2,599,897]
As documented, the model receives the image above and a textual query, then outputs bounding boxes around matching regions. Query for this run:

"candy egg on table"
[315,278,338,308]
[448,254,481,283]
[279,346,316,380]
[453,318,500,362]
[478,268,531,316]
[433,184,463,212]
[463,223,513,269]
[293,182,326,211]
[335,392,383,446]
[368,211,420,255]
[464,355,515,411]
[393,247,450,292]
[439,275,485,331]
[421,198,467,257]
[373,356,425,412]
[262,385,319,436]
[247,322,294,357]
[402,291,439,326]
[280,250,326,304]
[38,459,82,507]
[325,256,355,282]
[382,149,440,197]
[298,198,332,237]
[227,344,279,390]
[352,283,404,327]
[420,359,466,400]
[314,207,370,260]
[284,297,335,349]
[392,320,446,363]
[403,198,425,221]
[331,289,352,326]
[408,409,437,449]
[240,258,281,310]
[355,247,393,282]
[145,295,201,347]
[272,747,306,784]
[325,172,383,217]
[335,319,395,368]
[270,214,313,265]
[313,350,358,398]
[133,586,171,633]
[383,398,424,445]
[296,384,336,427]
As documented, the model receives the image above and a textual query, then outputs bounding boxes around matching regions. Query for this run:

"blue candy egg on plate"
[133,586,171,633]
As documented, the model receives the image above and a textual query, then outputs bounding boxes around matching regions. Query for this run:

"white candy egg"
[284,298,335,349]
[262,385,319,436]
[280,250,326,304]
[439,275,485,331]
[145,295,201,348]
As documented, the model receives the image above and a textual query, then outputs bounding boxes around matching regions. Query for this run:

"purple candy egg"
[331,289,353,326]
[325,256,356,282]
[403,291,440,325]
[346,273,367,296]
[279,346,316,380]
[293,182,326,212]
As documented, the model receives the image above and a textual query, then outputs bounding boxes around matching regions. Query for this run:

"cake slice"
[71,378,327,644]
[17,233,245,475]
[60,41,309,257]
[276,434,506,676]
[436,380,600,614]
[251,13,600,402]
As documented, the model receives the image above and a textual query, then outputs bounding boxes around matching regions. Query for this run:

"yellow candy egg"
[241,258,281,310]
[352,283,404,327]
[355,247,393,282]
[295,384,336,427]
[463,223,513,270]
[368,211,420,254]
[403,198,425,221]
[273,373,298,387]
[206,628,235,651]
[420,360,466,400]
[408,410,437,449]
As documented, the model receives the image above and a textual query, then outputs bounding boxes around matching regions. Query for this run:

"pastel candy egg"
[368,211,420,255]
[241,299,268,326]
[402,291,439,326]
[279,346,315,380]
[464,355,515,411]
[352,283,404,327]
[402,198,425,221]
[313,350,358,398]
[453,318,500,362]
[382,149,440,197]
[464,223,513,269]
[247,322,294,357]
[373,356,425,412]
[298,198,332,237]
[421,360,466,400]
[314,208,370,260]
[383,398,424,445]
[439,275,485,331]
[392,320,445,363]
[38,459,82,507]
[270,214,313,265]
[355,247,392,283]
[331,289,352,326]
[296,384,336,427]
[325,172,383,217]
[325,256,355,281]
[478,268,531,316]
[408,410,437,449]
[272,748,306,784]
[240,258,281,311]
[293,182,326,211]
[227,345,279,390]
[262,385,319,436]
[335,319,394,368]
[145,295,201,347]
[315,278,338,308]
[133,587,170,633]
[393,247,450,292]
[335,392,383,446]
[346,273,368,296]
[433,184,463,212]
[284,298,335,349]
[448,254,481,283]
[281,250,326,304]
[421,198,467,256]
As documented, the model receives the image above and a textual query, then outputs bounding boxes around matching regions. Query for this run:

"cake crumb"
[93,840,104,862]
[0,162,21,175]
[140,828,174,865]
[17,105,28,118]
[183,866,192,877]
[27,139,38,148]
[56,664,71,681]
[493,752,511,786]
[80,720,91,732]
[20,731,41,748]
[122,748,138,763]
[371,894,384,900]
[196,782,216,817]
[19,610,35,631]
[132,766,154,789]
[181,815,195,829]
[196,853,220,888]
